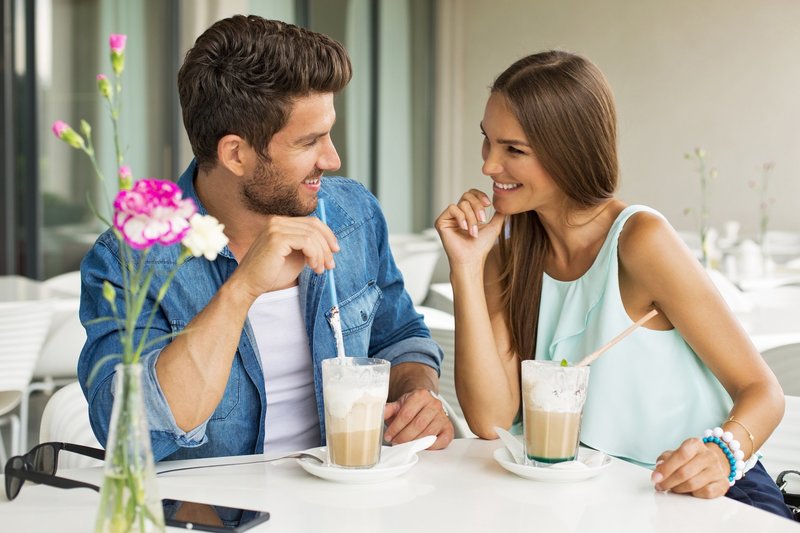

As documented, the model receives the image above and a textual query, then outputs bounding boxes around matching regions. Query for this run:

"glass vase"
[95,363,165,532]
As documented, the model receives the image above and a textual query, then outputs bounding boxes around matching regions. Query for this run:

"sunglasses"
[4,442,105,501]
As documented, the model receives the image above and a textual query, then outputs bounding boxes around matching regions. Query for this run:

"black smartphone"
[162,499,270,532]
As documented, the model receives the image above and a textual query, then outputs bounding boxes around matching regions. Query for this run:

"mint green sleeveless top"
[534,205,732,467]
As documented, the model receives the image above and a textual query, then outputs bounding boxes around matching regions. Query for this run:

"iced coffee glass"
[322,357,390,468]
[521,360,590,466]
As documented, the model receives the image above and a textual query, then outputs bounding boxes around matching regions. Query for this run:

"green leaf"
[560,358,569,367]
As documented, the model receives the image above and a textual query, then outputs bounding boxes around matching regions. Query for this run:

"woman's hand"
[434,189,505,268]
[651,438,732,498]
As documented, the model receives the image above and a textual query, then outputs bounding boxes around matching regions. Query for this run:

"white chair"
[420,228,452,285]
[39,381,104,469]
[0,300,53,464]
[759,395,800,493]
[389,234,442,305]
[19,296,85,451]
[18,270,85,452]
[423,282,454,315]
[760,343,800,396]
[41,270,82,297]
[415,305,475,438]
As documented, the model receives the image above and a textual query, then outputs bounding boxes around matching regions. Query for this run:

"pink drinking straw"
[575,309,660,367]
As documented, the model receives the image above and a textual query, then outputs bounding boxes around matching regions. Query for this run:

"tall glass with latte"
[322,357,390,468]
[521,360,590,466]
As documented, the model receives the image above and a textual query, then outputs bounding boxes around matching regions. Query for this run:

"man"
[78,15,453,461]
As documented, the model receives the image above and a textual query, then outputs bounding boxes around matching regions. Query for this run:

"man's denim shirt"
[78,160,443,462]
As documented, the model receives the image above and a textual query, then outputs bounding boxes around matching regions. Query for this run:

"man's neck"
[194,167,264,260]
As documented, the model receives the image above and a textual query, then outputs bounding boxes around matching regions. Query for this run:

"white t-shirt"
[247,286,320,452]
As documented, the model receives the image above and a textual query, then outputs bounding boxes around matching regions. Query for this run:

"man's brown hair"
[178,15,352,172]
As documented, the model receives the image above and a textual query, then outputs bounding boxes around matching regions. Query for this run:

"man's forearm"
[388,362,439,401]
[155,277,255,431]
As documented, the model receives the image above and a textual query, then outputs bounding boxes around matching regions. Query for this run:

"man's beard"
[240,158,320,217]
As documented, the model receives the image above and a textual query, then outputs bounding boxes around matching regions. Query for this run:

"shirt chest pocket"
[170,319,241,421]
[326,280,383,354]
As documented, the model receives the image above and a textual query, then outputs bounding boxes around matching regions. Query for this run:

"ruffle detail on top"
[537,206,647,364]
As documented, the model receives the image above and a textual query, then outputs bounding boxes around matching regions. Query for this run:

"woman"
[436,50,791,517]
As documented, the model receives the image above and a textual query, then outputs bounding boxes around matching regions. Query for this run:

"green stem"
[82,140,115,224]
[117,238,135,364]
[134,250,190,359]
[112,72,124,167]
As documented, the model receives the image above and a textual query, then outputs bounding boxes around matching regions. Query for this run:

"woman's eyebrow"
[479,122,530,146]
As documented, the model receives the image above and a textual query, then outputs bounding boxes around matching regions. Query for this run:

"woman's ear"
[216,134,250,176]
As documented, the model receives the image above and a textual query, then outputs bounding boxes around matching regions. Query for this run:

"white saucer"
[297,446,419,484]
[493,446,612,482]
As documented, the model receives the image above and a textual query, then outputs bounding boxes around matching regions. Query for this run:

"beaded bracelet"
[703,427,745,486]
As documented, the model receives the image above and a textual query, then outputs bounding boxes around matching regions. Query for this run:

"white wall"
[436,0,800,237]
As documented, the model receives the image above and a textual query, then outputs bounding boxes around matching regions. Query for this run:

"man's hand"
[233,215,340,298]
[383,389,454,449]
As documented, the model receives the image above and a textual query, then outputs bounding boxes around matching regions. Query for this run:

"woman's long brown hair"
[493,51,619,360]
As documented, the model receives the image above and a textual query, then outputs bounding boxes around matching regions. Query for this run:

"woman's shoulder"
[617,204,673,244]
[617,206,692,274]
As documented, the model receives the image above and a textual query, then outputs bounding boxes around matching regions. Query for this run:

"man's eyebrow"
[479,121,530,147]
[293,131,328,144]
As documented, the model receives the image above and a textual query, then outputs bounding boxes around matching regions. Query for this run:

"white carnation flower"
[182,213,229,260]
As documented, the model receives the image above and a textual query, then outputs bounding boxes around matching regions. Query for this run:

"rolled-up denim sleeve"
[374,335,444,375]
[139,348,209,456]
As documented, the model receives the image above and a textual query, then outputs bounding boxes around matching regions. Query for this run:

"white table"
[0,439,795,532]
[739,306,800,352]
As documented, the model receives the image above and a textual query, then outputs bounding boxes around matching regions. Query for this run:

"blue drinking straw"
[318,199,346,360]
[317,198,338,309]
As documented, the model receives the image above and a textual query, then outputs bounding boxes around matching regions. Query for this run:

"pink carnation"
[117,165,133,190]
[109,34,127,54]
[113,179,197,250]
[51,119,84,149]
[52,120,69,138]
[118,165,132,180]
